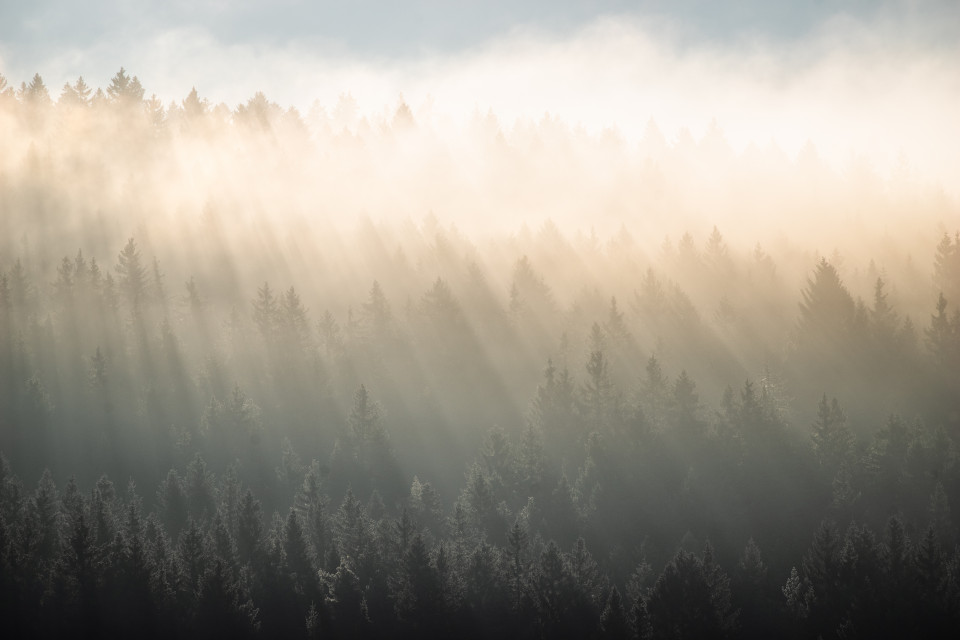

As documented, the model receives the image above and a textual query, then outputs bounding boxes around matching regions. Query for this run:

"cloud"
[4,5,960,193]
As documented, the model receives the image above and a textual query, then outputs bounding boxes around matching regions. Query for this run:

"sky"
[0,2,906,58]
[5,2,951,77]
[1,0,959,190]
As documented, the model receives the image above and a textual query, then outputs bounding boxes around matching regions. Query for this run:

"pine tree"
[798,258,856,347]
[52,255,78,322]
[933,231,960,302]
[58,81,80,106]
[702,543,737,634]
[32,469,61,562]
[671,369,701,436]
[734,538,775,638]
[349,384,384,444]
[583,323,614,432]
[201,384,263,453]
[925,292,954,363]
[410,476,445,536]
[362,280,393,342]
[210,511,238,575]
[838,522,884,636]
[140,92,164,128]
[640,355,670,431]
[599,586,631,640]
[462,463,498,537]
[317,310,342,356]
[63,512,99,634]
[182,87,208,120]
[277,286,310,352]
[634,268,668,321]
[480,427,512,484]
[394,533,442,632]
[647,549,735,639]
[632,593,652,640]
[811,394,854,471]
[323,561,370,636]
[516,422,545,492]
[568,537,604,605]
[236,489,264,565]
[284,509,316,593]
[335,488,368,562]
[8,259,34,319]
[91,479,116,548]
[156,469,188,539]
[800,520,845,635]
[928,482,953,544]
[152,258,167,308]
[73,77,92,105]
[194,558,259,638]
[115,238,148,312]
[507,518,530,611]
[60,476,84,526]
[870,277,899,345]
[295,461,329,564]
[252,282,277,341]
[23,73,52,108]
[218,465,243,538]
[532,358,577,440]
[533,541,577,635]
[604,296,631,349]
[178,518,208,591]
[185,454,216,522]
[108,499,156,637]
[704,226,733,277]
[510,256,554,319]
[782,566,812,621]
[914,525,948,634]
[392,507,415,563]
[106,67,145,106]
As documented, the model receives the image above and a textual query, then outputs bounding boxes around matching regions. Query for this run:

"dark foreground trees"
[1,452,958,639]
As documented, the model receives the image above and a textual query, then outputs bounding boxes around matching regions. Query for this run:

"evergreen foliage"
[0,72,957,638]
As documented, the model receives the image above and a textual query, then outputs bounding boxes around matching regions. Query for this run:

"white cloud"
[11,9,960,192]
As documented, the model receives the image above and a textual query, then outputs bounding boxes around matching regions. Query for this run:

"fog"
[1,21,960,637]
[13,11,960,186]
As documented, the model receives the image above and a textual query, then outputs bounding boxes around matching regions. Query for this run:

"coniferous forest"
[1,68,960,639]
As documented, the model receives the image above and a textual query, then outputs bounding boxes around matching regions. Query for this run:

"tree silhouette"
[106,68,144,106]
[798,259,855,349]
[115,238,148,313]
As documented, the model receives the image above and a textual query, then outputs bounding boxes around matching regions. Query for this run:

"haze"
[1,2,959,639]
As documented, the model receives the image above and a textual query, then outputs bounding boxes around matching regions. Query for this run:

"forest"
[1,69,959,638]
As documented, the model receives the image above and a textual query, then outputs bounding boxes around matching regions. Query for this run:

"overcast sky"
[0,1,912,59]
[2,1,959,189]
[4,1,956,88]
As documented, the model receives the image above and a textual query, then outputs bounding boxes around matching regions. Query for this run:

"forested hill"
[1,69,960,638]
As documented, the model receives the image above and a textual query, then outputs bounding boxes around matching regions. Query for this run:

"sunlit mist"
[1,3,959,638]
